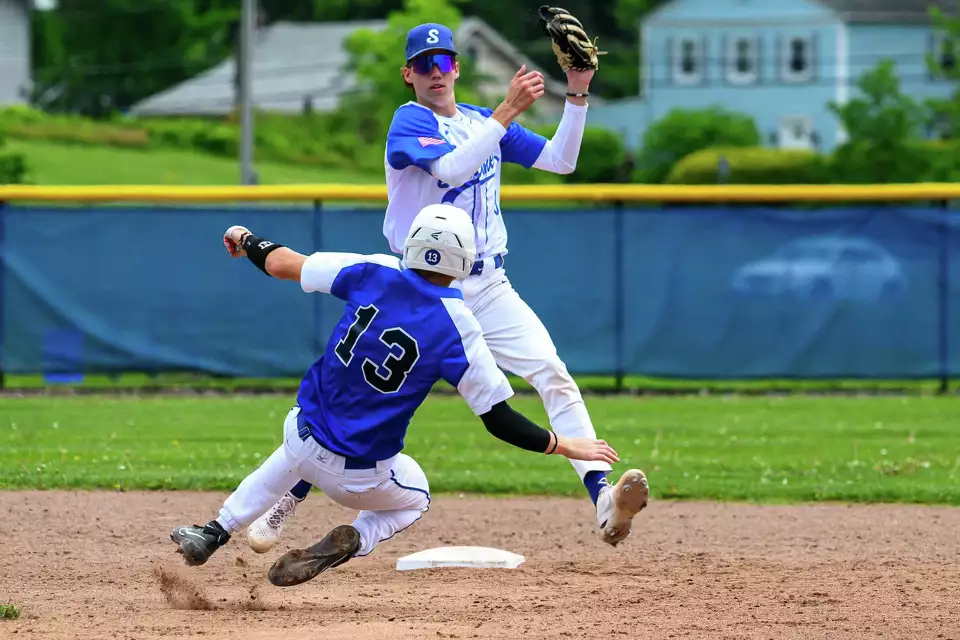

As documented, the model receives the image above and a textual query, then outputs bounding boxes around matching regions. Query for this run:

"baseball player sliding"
[169,204,618,586]
[250,7,648,552]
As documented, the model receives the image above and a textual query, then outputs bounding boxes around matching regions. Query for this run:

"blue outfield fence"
[0,203,957,383]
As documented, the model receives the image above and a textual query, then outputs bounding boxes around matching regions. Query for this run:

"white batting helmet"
[403,204,476,280]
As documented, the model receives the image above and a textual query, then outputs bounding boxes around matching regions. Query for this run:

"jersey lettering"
[362,327,420,394]
[439,155,499,204]
[335,303,420,394]
[335,304,378,366]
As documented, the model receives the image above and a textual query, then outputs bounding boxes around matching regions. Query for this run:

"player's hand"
[553,435,619,464]
[223,225,251,257]
[501,65,545,115]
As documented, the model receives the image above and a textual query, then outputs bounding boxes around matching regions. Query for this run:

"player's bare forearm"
[222,225,307,282]
[565,72,591,107]
[263,247,308,282]
[491,102,522,129]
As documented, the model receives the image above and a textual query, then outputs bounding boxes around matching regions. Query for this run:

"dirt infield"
[1,491,958,639]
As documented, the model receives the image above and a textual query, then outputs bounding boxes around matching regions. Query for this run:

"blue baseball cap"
[405,23,458,61]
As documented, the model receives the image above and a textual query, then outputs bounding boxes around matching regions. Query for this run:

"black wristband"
[241,233,284,276]
[566,92,589,97]
[546,432,559,455]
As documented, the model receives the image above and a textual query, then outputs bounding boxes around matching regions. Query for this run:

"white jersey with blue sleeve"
[382,102,547,259]
[295,252,514,462]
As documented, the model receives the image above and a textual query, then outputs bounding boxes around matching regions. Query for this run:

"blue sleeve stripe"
[386,104,454,172]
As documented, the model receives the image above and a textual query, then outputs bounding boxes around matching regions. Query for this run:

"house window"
[726,37,758,84]
[778,116,814,149]
[782,36,814,82]
[672,37,703,84]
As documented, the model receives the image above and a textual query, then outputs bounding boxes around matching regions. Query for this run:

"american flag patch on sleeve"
[418,136,446,147]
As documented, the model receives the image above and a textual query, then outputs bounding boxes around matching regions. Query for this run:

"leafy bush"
[634,106,761,184]
[0,106,148,148]
[666,147,829,184]
[0,106,368,169]
[667,141,960,185]
[532,123,629,183]
[827,60,932,183]
[0,133,28,184]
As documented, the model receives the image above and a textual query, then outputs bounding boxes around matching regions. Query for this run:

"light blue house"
[589,0,956,152]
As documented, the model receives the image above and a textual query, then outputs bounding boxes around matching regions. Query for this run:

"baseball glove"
[538,5,605,72]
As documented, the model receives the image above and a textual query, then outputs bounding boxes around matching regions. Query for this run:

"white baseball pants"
[218,407,430,557]
[455,262,612,480]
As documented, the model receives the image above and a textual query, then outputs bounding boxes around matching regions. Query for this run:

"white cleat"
[248,494,298,553]
[596,469,649,547]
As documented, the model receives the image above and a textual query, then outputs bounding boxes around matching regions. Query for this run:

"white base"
[395,546,526,571]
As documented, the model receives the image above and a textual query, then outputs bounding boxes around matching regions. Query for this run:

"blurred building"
[130,18,569,121]
[588,0,956,151]
[0,0,32,106]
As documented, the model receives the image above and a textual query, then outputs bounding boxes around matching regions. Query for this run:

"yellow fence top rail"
[2,183,960,203]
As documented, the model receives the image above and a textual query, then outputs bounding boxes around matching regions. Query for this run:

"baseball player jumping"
[250,9,648,553]
[169,204,619,585]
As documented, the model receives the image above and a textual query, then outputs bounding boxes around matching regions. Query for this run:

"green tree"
[827,60,931,183]
[339,0,484,144]
[633,106,760,183]
[926,5,960,138]
[32,0,238,117]
[258,0,400,22]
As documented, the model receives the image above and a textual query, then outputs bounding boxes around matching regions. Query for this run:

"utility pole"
[238,0,257,185]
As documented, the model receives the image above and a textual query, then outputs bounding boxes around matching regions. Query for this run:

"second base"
[395,546,525,571]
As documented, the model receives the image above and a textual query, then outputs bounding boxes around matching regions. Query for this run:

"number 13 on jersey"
[334,304,421,394]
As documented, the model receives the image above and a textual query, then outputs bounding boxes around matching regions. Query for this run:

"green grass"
[2,395,958,504]
[3,370,955,394]
[6,139,382,186]
[0,603,21,620]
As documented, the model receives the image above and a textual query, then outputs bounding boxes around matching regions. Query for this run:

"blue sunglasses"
[409,53,456,75]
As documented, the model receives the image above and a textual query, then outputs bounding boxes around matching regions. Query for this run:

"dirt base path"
[1,491,958,639]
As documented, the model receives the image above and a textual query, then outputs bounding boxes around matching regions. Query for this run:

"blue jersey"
[295,252,514,462]
[382,102,547,258]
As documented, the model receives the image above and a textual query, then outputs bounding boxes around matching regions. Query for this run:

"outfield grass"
[6,139,383,186]
[3,370,955,394]
[2,395,957,504]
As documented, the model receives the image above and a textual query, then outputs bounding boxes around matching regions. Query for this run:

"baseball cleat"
[267,524,360,587]
[248,494,298,553]
[170,521,231,566]
[596,469,649,547]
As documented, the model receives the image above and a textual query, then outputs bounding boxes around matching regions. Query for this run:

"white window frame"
[672,37,703,85]
[777,116,815,150]
[726,36,759,84]
[782,35,814,83]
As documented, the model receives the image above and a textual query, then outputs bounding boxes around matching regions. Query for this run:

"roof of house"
[130,17,565,116]
[817,0,955,22]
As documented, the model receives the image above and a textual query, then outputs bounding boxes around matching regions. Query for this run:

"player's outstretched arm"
[479,401,619,463]
[223,225,308,281]
[224,225,396,296]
